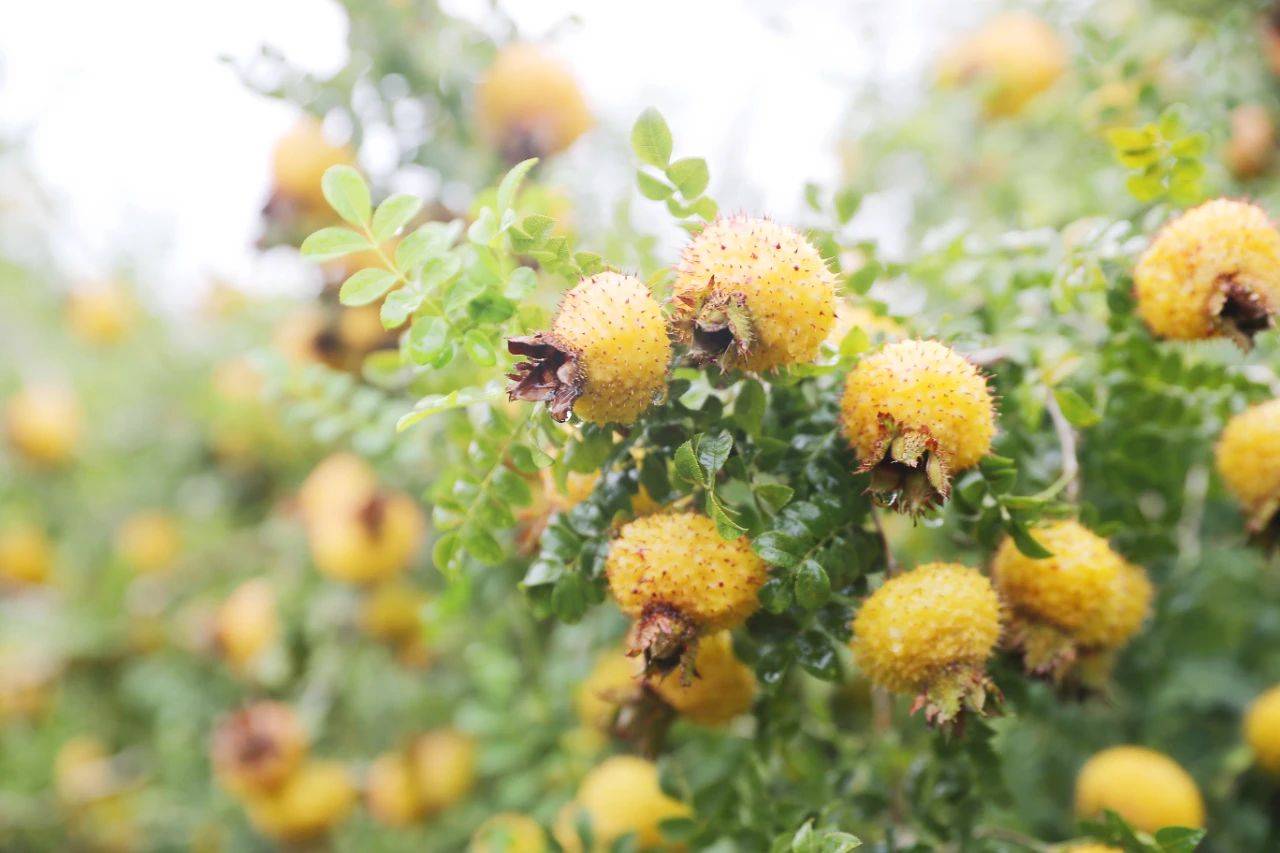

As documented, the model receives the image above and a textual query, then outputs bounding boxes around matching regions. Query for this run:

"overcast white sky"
[0,0,969,305]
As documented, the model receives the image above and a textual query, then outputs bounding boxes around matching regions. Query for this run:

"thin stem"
[360,225,447,317]
[871,507,898,576]
[1034,387,1080,502]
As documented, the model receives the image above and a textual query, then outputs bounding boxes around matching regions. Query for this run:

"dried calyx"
[610,685,676,759]
[1247,496,1280,550]
[910,664,1001,734]
[506,333,583,422]
[678,287,756,367]
[628,603,700,681]
[859,416,952,516]
[1212,276,1275,349]
[358,495,387,537]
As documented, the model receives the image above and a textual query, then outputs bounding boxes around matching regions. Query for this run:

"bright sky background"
[0,0,973,306]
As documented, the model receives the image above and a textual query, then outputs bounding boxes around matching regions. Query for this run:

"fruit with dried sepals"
[298,452,379,522]
[1216,398,1280,543]
[606,512,768,676]
[211,701,307,797]
[470,812,549,853]
[1074,746,1204,833]
[647,630,756,726]
[575,649,642,733]
[365,751,425,826]
[0,520,53,587]
[308,489,425,585]
[115,511,182,575]
[244,759,356,843]
[1134,199,1280,348]
[553,756,689,852]
[993,520,1152,684]
[1245,684,1280,775]
[672,215,837,372]
[936,12,1067,118]
[840,339,996,515]
[476,43,592,162]
[410,729,476,815]
[5,383,82,467]
[852,562,1003,729]
[508,272,671,424]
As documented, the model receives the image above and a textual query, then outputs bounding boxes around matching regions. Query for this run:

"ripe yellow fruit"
[55,737,115,805]
[5,383,82,467]
[840,340,996,514]
[66,284,135,345]
[476,43,592,161]
[1075,746,1205,833]
[271,117,354,210]
[245,759,356,843]
[410,729,476,815]
[575,650,640,732]
[937,12,1067,118]
[648,631,756,726]
[673,215,837,372]
[607,512,768,673]
[508,272,671,425]
[211,702,307,796]
[1245,684,1280,774]
[554,756,689,852]
[1134,199,1280,347]
[308,490,425,584]
[115,511,182,575]
[360,582,428,648]
[298,453,379,522]
[852,562,1002,726]
[214,578,279,670]
[0,520,54,586]
[1215,398,1280,537]
[1225,105,1275,180]
[0,648,58,722]
[365,751,425,826]
[470,812,548,853]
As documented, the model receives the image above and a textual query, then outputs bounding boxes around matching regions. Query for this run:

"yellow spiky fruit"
[5,384,82,467]
[1216,399,1280,538]
[211,702,308,797]
[476,43,592,162]
[115,511,182,575]
[1074,746,1205,833]
[1245,684,1280,774]
[554,756,689,852]
[0,520,54,587]
[272,118,354,210]
[673,215,836,372]
[648,631,756,726]
[839,340,996,515]
[366,751,425,826]
[214,578,279,671]
[245,760,356,843]
[1134,199,1280,347]
[470,813,549,853]
[508,272,671,425]
[410,729,476,815]
[852,562,1002,727]
[993,520,1152,680]
[1225,105,1275,180]
[308,490,425,585]
[607,512,768,674]
[66,283,135,346]
[575,650,641,732]
[937,12,1067,118]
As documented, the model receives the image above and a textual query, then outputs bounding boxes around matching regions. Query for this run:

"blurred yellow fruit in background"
[214,578,279,671]
[5,383,81,466]
[272,117,355,210]
[410,728,476,815]
[115,511,182,575]
[245,759,356,843]
[0,519,54,586]
[477,43,592,161]
[66,283,135,346]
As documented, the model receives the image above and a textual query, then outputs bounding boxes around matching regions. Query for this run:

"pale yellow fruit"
[1245,684,1280,774]
[5,384,81,466]
[1074,746,1205,833]
[554,756,689,852]
[575,650,640,732]
[0,520,54,586]
[308,490,425,585]
[470,812,548,853]
[245,760,356,843]
[115,511,182,574]
[214,578,279,670]
[211,701,308,796]
[366,751,425,826]
[272,118,354,209]
[476,43,592,160]
[411,729,476,814]
[66,284,135,345]
[648,631,756,726]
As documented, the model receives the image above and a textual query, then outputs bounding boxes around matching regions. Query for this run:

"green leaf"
[754,531,802,568]
[462,526,503,564]
[396,382,505,432]
[521,214,555,242]
[636,171,674,200]
[1053,387,1101,428]
[551,573,588,623]
[845,262,880,295]
[380,285,423,329]
[371,194,422,243]
[1170,133,1207,158]
[1153,826,1206,853]
[839,327,870,357]
[674,440,705,487]
[794,560,831,609]
[690,197,719,220]
[321,165,371,226]
[407,316,449,364]
[463,329,498,366]
[758,576,793,613]
[697,430,733,477]
[755,483,794,513]
[707,492,747,539]
[734,380,766,434]
[432,533,460,572]
[396,221,460,271]
[1007,516,1052,559]
[666,157,709,197]
[631,107,673,169]
[497,157,539,212]
[468,208,500,245]
[300,227,368,262]
[1126,173,1164,202]
[338,268,397,306]
[834,187,862,224]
